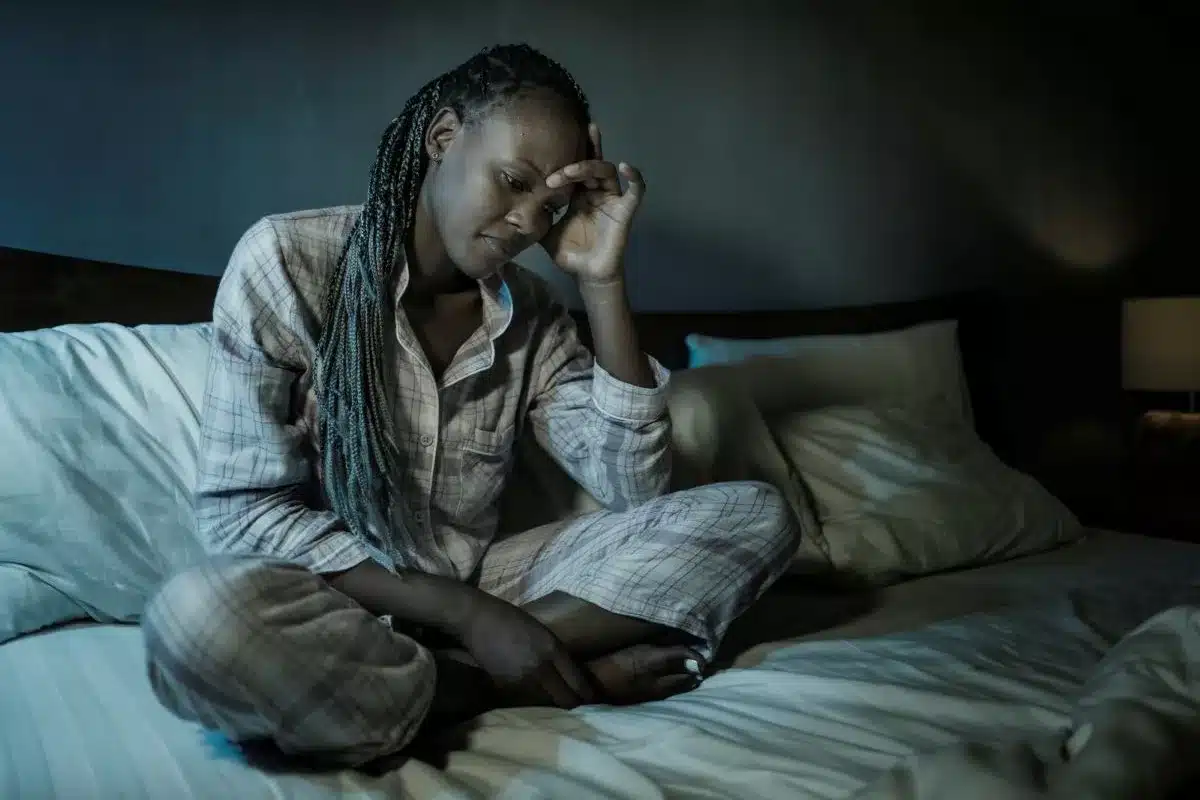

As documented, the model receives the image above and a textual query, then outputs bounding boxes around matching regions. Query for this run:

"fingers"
[589,122,603,160]
[650,647,705,699]
[629,644,707,677]
[532,650,595,709]
[546,160,646,210]
[654,673,702,696]
[537,662,585,709]
[552,650,598,705]
[546,160,619,194]
[618,162,645,205]
[682,647,707,678]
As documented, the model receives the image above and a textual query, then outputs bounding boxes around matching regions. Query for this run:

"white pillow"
[771,405,1083,584]
[0,323,211,643]
[684,320,974,426]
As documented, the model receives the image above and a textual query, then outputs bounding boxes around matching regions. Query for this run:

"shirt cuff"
[591,355,671,424]
[296,529,390,575]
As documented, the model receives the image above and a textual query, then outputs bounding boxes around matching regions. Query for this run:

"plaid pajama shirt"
[143,207,798,766]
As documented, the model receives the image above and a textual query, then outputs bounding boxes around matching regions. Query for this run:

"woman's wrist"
[326,559,482,638]
[577,274,655,389]
[577,274,627,302]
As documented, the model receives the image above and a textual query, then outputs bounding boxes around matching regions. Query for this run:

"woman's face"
[424,90,586,279]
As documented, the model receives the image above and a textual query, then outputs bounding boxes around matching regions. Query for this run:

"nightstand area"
[1120,296,1200,543]
[1128,411,1200,542]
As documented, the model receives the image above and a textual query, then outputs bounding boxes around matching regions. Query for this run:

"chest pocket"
[456,425,516,520]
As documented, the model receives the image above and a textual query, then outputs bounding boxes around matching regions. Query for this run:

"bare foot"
[424,642,706,726]
[586,644,706,705]
[424,649,496,726]
[396,650,495,770]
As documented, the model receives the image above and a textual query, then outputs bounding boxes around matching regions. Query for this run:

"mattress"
[2,529,1198,799]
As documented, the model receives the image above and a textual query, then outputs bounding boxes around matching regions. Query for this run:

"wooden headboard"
[4,242,1125,528]
[0,242,985,371]
[0,240,992,400]
[0,245,219,332]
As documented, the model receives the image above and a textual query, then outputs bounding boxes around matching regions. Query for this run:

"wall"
[0,0,1190,310]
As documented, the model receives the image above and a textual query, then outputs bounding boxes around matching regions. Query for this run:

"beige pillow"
[499,361,1079,589]
[769,405,1084,584]
[497,367,827,570]
[684,320,973,426]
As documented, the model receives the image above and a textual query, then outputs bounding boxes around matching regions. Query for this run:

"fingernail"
[684,658,702,676]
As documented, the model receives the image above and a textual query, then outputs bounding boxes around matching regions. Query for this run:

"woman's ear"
[425,107,461,162]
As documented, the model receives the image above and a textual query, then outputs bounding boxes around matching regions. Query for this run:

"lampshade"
[1122,297,1200,391]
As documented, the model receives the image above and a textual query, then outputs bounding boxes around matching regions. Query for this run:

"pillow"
[0,323,211,643]
[769,404,1084,584]
[684,319,974,426]
[497,367,831,561]
[664,364,1082,584]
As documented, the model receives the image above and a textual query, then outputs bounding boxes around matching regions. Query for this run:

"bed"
[2,244,1198,799]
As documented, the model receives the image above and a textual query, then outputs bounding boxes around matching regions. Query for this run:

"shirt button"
[419,434,433,447]
[413,511,425,523]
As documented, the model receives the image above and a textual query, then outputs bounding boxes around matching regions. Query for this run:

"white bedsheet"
[1,530,1197,799]
[854,603,1200,799]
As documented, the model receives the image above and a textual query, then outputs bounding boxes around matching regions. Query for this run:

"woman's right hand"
[325,560,594,707]
[456,592,597,708]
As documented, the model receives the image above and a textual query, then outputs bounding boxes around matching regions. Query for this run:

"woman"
[143,43,797,768]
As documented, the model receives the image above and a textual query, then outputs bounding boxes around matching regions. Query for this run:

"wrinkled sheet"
[853,605,1200,799]
[1,530,1198,799]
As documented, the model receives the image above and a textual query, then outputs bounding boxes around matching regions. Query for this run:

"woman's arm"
[204,221,505,628]
[529,136,670,508]
[577,277,655,389]
[205,221,591,704]
[196,218,377,573]
[327,557,596,708]
[325,560,475,635]
[523,279,672,511]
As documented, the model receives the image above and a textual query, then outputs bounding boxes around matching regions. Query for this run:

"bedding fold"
[852,604,1200,800]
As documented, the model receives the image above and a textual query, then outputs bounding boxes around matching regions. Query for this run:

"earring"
[430,152,441,161]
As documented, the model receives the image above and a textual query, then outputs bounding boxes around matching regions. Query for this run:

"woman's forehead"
[474,98,585,172]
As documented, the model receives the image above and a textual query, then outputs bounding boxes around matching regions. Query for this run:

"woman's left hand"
[541,123,645,285]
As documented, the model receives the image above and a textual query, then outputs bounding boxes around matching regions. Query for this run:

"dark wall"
[0,0,1191,310]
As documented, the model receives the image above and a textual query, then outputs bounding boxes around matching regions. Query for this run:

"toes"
[632,645,708,677]
[586,644,711,706]
[654,674,703,698]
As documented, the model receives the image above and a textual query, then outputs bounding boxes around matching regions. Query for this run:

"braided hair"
[315,44,592,545]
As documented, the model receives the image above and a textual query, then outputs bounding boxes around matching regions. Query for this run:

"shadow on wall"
[517,218,814,313]
[623,219,821,313]
[524,215,997,314]
[2,0,1189,309]
[813,0,1183,275]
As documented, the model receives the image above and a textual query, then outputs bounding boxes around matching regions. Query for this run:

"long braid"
[315,44,591,545]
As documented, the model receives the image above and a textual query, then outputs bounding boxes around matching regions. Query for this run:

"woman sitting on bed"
[142,43,797,768]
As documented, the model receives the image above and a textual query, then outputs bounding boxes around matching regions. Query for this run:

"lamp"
[1122,297,1200,412]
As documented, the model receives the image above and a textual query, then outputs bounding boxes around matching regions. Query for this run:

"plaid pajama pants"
[142,481,797,767]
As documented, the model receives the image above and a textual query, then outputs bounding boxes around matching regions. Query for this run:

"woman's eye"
[502,173,524,192]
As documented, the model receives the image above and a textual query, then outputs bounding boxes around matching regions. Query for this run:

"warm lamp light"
[1122,297,1200,412]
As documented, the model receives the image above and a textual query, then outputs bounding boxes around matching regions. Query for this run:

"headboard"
[1,245,219,332]
[5,242,1117,527]
[0,243,983,368]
